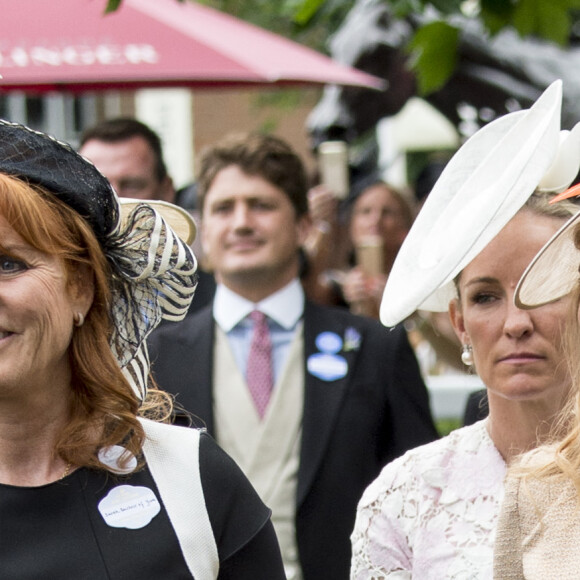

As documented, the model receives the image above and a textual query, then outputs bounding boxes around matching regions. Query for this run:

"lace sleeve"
[350,457,415,579]
[350,422,505,580]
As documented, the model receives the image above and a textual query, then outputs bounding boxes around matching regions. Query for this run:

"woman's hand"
[341,267,369,304]
[307,185,337,228]
[341,268,387,318]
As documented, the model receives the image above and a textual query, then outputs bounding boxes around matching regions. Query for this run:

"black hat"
[0,119,119,242]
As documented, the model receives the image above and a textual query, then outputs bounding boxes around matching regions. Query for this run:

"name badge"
[307,353,348,381]
[98,485,160,530]
[315,331,343,354]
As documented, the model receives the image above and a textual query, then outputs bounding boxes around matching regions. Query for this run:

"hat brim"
[119,199,197,246]
[380,80,563,327]
[515,209,580,309]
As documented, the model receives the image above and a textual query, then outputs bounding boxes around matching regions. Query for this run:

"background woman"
[340,180,413,318]
[0,121,284,579]
[305,177,465,375]
[304,180,413,318]
[350,80,580,579]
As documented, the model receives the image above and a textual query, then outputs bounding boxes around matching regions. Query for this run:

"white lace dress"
[350,420,505,580]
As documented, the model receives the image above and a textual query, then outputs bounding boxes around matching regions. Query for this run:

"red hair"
[0,175,169,471]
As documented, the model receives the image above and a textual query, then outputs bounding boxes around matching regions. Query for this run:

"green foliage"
[381,0,580,92]
[436,417,461,436]
[480,0,580,45]
[142,0,356,53]
[408,20,459,94]
[480,0,515,35]
[512,0,569,44]
[429,0,463,13]
[103,0,580,96]
[286,0,358,52]
[105,0,123,13]
[293,0,327,25]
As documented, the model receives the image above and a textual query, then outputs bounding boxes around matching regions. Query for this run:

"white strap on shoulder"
[139,417,219,579]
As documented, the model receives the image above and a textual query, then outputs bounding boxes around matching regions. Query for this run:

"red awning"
[0,0,383,92]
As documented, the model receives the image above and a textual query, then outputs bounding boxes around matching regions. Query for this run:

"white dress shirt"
[213,279,305,384]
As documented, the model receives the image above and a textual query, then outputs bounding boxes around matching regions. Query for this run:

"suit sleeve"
[383,324,439,459]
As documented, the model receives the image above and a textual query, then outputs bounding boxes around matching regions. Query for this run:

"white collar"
[213,279,304,332]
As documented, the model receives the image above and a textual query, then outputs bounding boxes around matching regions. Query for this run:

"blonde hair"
[0,175,171,472]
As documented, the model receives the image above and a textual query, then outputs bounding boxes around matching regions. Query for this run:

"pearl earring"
[461,344,474,366]
[74,312,85,327]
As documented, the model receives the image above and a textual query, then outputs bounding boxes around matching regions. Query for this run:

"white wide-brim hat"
[380,79,580,327]
[515,184,580,308]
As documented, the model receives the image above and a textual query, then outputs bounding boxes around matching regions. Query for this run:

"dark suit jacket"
[148,301,438,580]
[463,388,489,426]
[188,269,216,315]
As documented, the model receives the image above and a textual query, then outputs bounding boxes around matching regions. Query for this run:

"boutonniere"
[343,327,361,351]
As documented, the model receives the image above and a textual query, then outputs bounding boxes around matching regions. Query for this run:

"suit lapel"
[193,309,216,435]
[297,302,361,506]
[168,307,215,434]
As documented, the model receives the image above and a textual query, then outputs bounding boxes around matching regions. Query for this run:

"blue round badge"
[315,331,343,354]
[307,353,348,382]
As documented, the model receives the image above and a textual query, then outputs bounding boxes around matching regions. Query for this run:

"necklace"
[60,462,72,480]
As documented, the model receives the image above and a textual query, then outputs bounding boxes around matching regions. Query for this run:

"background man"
[149,132,438,580]
[79,117,176,203]
[80,117,214,311]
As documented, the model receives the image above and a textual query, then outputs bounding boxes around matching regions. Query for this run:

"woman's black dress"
[0,433,284,579]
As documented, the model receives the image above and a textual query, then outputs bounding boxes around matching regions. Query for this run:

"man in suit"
[80,117,216,312]
[148,132,438,580]
[79,117,176,203]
